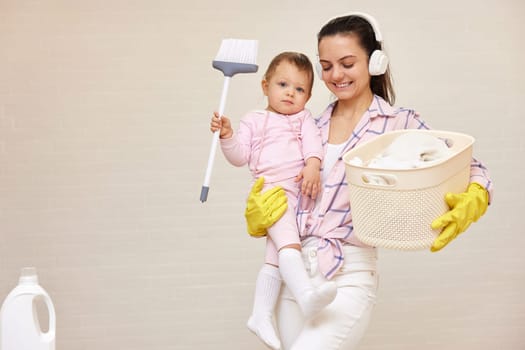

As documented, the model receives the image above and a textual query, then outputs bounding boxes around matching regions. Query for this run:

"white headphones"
[316,12,389,78]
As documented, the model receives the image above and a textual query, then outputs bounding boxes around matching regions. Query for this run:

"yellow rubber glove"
[430,182,489,252]
[245,177,288,237]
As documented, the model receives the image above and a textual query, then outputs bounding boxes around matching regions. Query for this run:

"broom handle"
[200,76,231,202]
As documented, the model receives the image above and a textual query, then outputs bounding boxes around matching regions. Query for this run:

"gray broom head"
[212,39,258,77]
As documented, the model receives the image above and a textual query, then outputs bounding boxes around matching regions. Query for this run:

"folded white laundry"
[350,132,452,169]
[348,132,453,185]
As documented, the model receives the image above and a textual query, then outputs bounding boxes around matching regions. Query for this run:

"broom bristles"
[214,38,258,64]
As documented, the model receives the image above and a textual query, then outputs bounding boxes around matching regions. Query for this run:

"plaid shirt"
[297,95,493,279]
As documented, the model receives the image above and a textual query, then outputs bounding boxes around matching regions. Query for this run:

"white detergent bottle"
[0,267,56,350]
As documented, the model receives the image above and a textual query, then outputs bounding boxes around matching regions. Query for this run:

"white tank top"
[322,142,346,183]
[309,142,347,223]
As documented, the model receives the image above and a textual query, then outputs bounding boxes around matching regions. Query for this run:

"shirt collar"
[367,95,397,119]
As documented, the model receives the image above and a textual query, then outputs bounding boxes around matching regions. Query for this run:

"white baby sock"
[247,264,282,350]
[278,248,337,318]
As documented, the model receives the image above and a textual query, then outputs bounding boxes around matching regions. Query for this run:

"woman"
[245,12,493,350]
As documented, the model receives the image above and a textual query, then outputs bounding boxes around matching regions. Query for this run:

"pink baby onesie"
[220,109,323,265]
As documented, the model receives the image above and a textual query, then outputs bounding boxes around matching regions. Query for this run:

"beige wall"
[1,0,524,349]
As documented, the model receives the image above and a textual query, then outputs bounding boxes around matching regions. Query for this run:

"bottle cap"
[19,267,38,284]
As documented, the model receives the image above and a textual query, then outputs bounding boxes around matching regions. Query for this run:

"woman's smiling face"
[318,34,372,101]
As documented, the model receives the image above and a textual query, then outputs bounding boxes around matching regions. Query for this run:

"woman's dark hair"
[317,15,395,105]
[264,51,314,95]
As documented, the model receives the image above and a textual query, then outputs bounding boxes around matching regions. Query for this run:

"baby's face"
[262,61,312,115]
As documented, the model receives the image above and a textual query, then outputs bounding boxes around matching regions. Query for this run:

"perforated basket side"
[349,165,470,250]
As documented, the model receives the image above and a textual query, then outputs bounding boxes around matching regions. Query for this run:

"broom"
[200,39,259,202]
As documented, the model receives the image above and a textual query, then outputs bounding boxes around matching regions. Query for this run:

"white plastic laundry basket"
[342,129,474,250]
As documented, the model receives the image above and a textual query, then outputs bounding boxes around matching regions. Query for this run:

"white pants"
[275,244,378,350]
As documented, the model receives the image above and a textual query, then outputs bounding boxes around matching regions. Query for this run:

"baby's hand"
[210,112,233,139]
[296,158,321,199]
